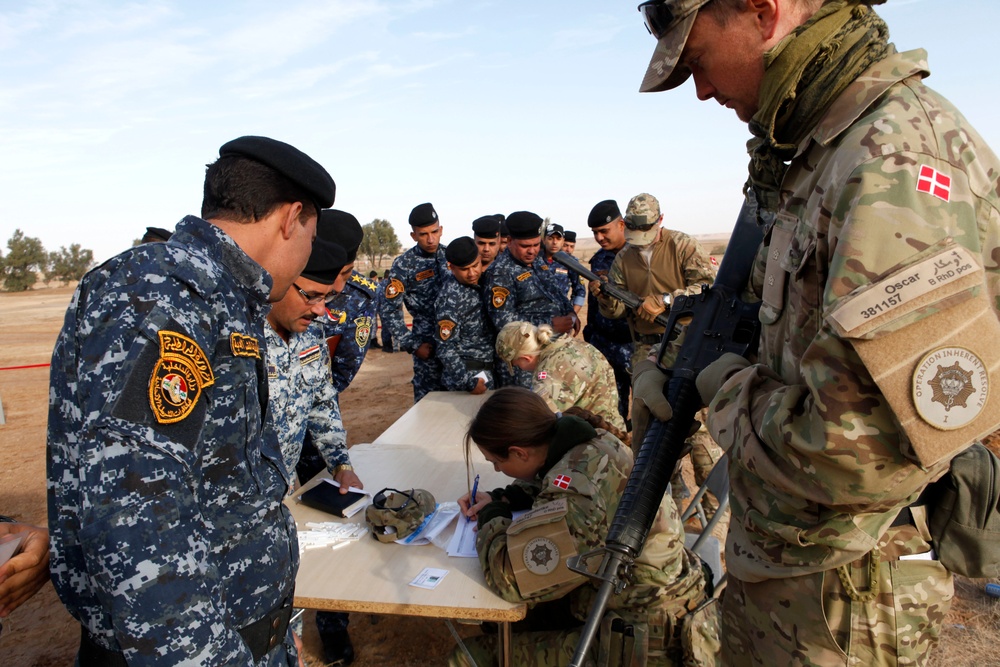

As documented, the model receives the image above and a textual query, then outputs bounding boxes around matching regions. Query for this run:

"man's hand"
[551,314,575,335]
[588,278,603,297]
[572,313,582,336]
[414,342,434,360]
[696,353,750,405]
[470,378,487,395]
[0,522,50,617]
[631,360,673,448]
[636,294,666,323]
[334,468,363,492]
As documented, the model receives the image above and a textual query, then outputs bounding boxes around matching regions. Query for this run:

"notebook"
[298,479,370,518]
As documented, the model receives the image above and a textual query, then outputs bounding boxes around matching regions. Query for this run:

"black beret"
[505,211,544,239]
[219,136,335,209]
[563,230,577,243]
[142,226,172,243]
[587,200,622,228]
[472,215,501,238]
[409,203,438,228]
[445,236,479,267]
[545,223,564,237]
[499,221,510,237]
[317,209,363,263]
[300,237,348,285]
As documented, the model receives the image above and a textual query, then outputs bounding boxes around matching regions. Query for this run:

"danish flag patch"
[553,474,571,489]
[537,371,548,380]
[916,165,951,202]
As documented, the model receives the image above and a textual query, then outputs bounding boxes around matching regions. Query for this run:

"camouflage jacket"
[476,424,706,622]
[264,322,349,478]
[583,247,633,345]
[434,274,495,392]
[601,229,716,336]
[47,216,297,665]
[382,244,449,352]
[706,49,1000,582]
[484,248,574,332]
[533,338,626,432]
[324,270,377,392]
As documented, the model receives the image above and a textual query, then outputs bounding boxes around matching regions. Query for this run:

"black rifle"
[552,251,673,329]
[565,198,764,666]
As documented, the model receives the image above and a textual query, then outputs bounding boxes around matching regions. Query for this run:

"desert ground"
[1,274,997,665]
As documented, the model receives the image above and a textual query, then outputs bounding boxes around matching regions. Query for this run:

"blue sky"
[2,0,997,263]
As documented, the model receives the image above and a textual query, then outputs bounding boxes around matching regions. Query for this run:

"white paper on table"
[472,371,489,381]
[398,502,460,546]
[409,567,449,589]
[447,509,530,558]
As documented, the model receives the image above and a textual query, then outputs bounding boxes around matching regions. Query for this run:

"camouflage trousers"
[722,527,953,666]
[413,353,444,403]
[671,422,723,515]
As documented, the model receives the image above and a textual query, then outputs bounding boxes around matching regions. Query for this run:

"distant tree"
[47,244,95,285]
[1,229,48,292]
[360,219,402,268]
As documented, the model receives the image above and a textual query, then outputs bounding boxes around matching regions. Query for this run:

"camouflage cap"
[638,0,713,93]
[495,321,533,370]
[365,488,437,543]
[624,193,662,246]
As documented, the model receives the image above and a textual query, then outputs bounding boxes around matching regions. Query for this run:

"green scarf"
[541,415,598,477]
[747,0,889,214]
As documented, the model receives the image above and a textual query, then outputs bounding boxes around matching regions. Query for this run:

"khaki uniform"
[707,48,1000,664]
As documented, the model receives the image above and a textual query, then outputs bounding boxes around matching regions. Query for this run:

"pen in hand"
[468,474,480,522]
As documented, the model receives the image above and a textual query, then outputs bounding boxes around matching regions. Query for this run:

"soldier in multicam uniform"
[450,388,717,666]
[47,136,335,665]
[582,200,634,427]
[596,192,721,510]
[638,0,1000,664]
[382,202,449,402]
[485,211,579,388]
[265,214,361,666]
[435,237,495,394]
[495,321,626,434]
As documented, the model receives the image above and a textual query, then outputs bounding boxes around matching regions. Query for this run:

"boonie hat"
[365,488,437,543]
[638,0,713,93]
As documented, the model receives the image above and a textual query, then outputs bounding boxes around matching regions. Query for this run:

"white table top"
[289,391,525,622]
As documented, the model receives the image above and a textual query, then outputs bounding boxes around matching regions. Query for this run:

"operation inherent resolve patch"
[149,330,215,424]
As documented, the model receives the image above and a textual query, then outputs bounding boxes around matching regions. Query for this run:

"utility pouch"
[597,612,649,667]
[679,597,722,667]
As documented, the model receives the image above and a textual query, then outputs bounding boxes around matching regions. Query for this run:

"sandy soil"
[1,284,997,666]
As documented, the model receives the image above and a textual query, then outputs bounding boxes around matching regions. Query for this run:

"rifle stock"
[566,197,763,666]
[552,251,672,329]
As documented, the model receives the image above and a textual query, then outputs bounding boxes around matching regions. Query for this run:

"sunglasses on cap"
[637,0,677,40]
[372,488,415,511]
[624,215,657,231]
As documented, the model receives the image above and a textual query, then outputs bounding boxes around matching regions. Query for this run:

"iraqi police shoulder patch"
[149,330,215,424]
[354,316,373,348]
[491,286,510,308]
[438,319,457,341]
[386,278,405,300]
[230,332,260,358]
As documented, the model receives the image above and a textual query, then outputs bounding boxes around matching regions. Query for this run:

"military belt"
[463,358,492,371]
[77,596,295,665]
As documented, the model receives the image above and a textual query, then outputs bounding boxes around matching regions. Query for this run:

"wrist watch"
[661,293,673,307]
[334,464,354,474]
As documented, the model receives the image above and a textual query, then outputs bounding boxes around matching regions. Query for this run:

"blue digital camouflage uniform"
[383,244,449,401]
[264,323,349,480]
[435,274,495,392]
[543,250,586,309]
[323,270,378,392]
[47,216,298,666]
[485,249,575,388]
[582,247,634,425]
[375,278,394,351]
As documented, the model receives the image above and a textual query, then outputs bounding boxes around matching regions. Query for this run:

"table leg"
[498,621,512,667]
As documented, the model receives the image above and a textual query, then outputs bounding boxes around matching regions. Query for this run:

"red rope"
[0,363,50,371]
